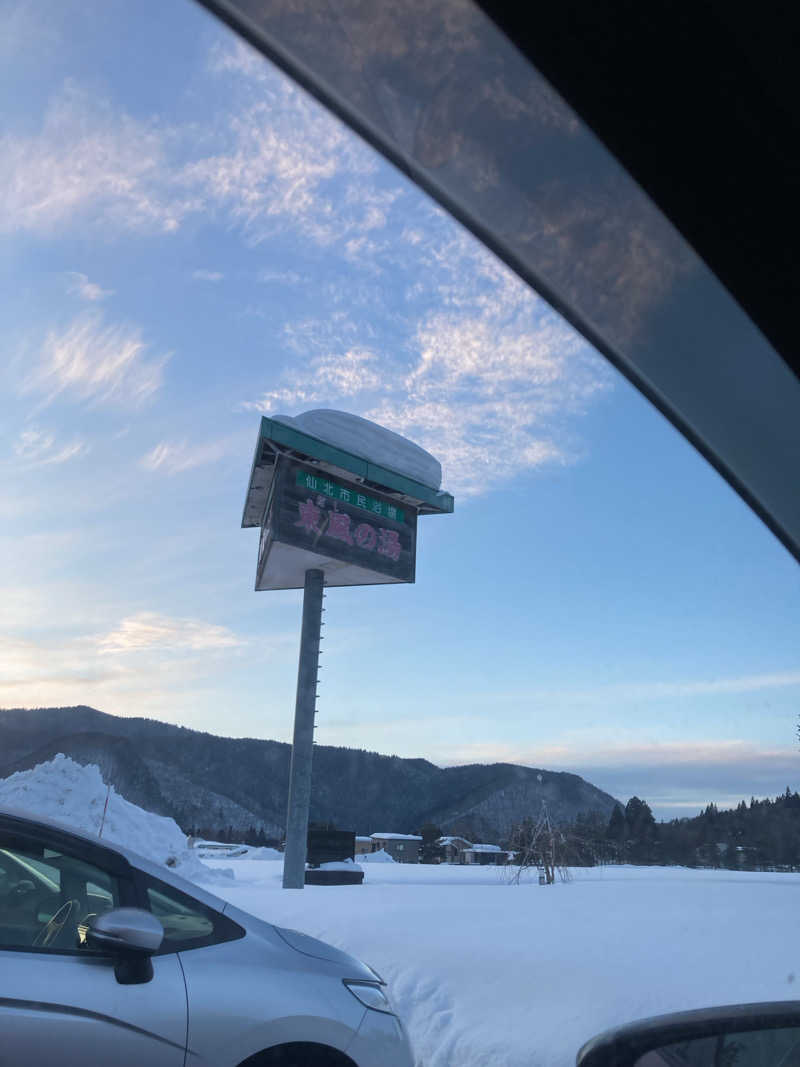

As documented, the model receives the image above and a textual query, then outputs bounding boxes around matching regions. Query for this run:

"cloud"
[432,737,800,818]
[12,427,89,466]
[66,272,113,301]
[0,622,247,722]
[0,82,192,235]
[487,670,800,709]
[192,270,224,282]
[258,269,307,286]
[246,246,609,496]
[0,634,124,692]
[1,62,393,247]
[182,40,396,247]
[96,612,243,654]
[140,438,231,475]
[23,312,169,409]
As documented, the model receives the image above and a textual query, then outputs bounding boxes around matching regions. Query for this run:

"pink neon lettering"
[354,523,377,550]
[377,528,401,561]
[327,511,353,545]
[295,498,322,534]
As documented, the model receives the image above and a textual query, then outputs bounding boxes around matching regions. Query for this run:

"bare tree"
[508,803,560,885]
[508,803,605,884]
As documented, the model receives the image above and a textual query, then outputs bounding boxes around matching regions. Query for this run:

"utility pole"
[282,568,324,889]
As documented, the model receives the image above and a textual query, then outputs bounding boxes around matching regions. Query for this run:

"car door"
[0,820,187,1067]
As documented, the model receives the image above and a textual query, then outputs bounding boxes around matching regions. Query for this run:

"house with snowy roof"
[461,843,511,866]
[369,832,422,863]
[354,835,374,856]
[436,835,473,863]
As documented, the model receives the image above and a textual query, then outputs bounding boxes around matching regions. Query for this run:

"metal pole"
[283,568,324,889]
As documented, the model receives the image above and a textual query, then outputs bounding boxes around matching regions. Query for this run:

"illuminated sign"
[256,458,417,589]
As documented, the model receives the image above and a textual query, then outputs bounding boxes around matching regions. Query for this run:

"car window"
[0,834,122,954]
[142,874,243,953]
[2,3,800,1065]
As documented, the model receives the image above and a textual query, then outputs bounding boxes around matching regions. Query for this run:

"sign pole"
[282,567,325,889]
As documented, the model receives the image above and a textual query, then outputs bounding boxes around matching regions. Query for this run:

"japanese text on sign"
[295,496,402,561]
[295,470,405,522]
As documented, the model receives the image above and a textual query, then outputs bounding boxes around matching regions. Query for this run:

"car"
[0,808,413,1067]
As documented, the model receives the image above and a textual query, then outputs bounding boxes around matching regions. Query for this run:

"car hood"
[273,925,376,977]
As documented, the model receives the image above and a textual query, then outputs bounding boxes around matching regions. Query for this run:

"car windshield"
[1,1,799,1065]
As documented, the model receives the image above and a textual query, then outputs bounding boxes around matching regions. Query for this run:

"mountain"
[0,706,619,842]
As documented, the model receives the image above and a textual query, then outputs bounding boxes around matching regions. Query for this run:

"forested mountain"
[553,793,800,870]
[0,706,619,842]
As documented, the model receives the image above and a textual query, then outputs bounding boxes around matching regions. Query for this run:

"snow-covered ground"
[204,857,800,1067]
[3,757,798,1067]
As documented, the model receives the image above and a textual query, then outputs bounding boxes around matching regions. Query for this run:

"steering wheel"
[33,899,79,948]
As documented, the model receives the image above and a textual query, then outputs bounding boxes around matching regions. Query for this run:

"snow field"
[205,857,800,1067]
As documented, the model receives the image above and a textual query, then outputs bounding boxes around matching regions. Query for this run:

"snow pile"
[360,848,395,863]
[0,755,232,885]
[274,409,443,490]
[243,846,283,861]
[318,860,363,872]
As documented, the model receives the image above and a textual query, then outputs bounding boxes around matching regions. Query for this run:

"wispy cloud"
[0,634,123,692]
[97,612,243,654]
[192,269,224,282]
[1,53,399,249]
[246,245,609,496]
[12,427,90,466]
[437,738,797,770]
[140,437,231,475]
[0,622,247,723]
[66,271,114,301]
[432,737,800,817]
[182,40,396,247]
[0,82,192,235]
[486,670,800,709]
[23,312,169,409]
[258,269,307,286]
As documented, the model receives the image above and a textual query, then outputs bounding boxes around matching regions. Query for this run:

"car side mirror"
[578,1002,800,1067]
[86,908,164,985]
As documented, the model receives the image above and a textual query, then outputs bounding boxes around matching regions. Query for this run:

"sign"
[256,457,417,590]
[294,469,406,522]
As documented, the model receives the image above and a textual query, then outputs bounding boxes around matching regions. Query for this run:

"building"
[461,843,510,866]
[354,836,374,856]
[369,833,422,863]
[436,836,473,864]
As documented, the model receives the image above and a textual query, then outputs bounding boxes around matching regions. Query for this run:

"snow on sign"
[244,410,452,591]
[257,457,417,589]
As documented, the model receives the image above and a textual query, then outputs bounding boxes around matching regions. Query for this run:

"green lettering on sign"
[295,469,405,522]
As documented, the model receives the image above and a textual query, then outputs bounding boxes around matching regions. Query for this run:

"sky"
[1,0,799,820]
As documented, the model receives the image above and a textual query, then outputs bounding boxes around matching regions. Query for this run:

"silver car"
[0,809,414,1067]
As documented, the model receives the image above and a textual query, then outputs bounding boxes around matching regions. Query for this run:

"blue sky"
[2,0,799,819]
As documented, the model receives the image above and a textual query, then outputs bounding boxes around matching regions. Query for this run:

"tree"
[625,797,656,863]
[606,805,627,861]
[417,823,444,863]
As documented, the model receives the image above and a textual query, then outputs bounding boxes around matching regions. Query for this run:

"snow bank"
[0,755,232,885]
[273,409,443,490]
[360,848,395,863]
[242,846,283,861]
